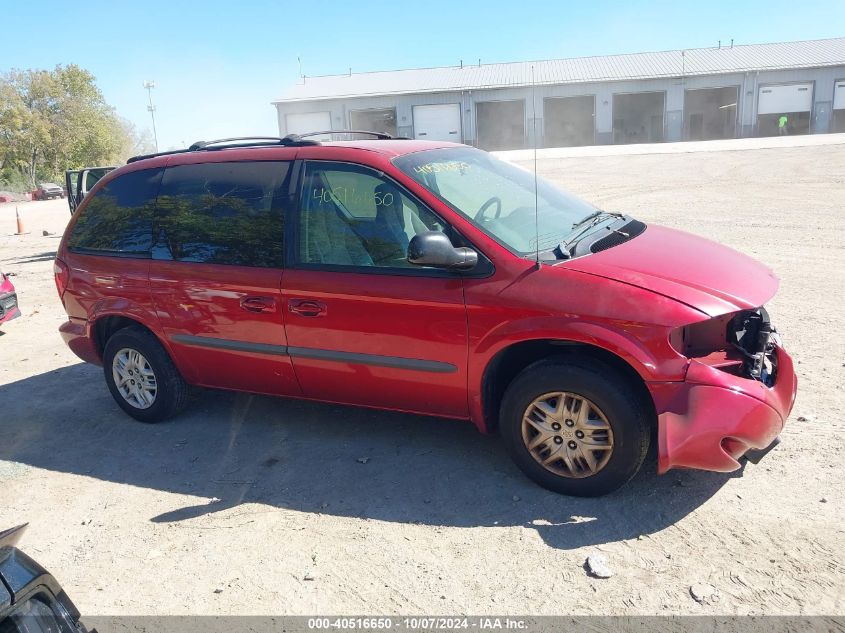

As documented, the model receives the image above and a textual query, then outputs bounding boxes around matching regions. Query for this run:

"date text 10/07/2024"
[307,618,529,630]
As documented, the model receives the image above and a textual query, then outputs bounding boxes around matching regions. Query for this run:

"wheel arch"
[92,314,154,357]
[90,311,197,384]
[479,339,657,434]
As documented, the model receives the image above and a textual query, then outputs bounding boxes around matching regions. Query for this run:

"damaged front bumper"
[0,291,20,325]
[649,343,797,474]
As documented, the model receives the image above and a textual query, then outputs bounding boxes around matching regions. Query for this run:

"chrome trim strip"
[169,335,457,373]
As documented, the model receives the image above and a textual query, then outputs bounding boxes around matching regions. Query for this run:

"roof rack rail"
[127,148,194,164]
[188,136,316,150]
[126,130,407,164]
[126,136,318,163]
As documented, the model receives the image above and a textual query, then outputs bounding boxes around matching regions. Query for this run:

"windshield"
[393,147,597,255]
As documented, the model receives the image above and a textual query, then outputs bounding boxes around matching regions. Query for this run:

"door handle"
[240,296,276,313]
[288,299,327,317]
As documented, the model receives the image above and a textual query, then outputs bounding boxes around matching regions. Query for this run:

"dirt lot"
[1,141,843,616]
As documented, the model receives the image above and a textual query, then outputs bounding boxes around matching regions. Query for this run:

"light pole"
[143,80,159,152]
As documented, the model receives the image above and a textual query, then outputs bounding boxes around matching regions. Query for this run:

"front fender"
[474,316,681,378]
[468,316,689,431]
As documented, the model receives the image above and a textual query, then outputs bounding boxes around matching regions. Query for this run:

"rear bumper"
[650,344,797,473]
[59,318,101,365]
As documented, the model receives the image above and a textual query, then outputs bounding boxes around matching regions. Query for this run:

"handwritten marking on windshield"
[413,161,471,175]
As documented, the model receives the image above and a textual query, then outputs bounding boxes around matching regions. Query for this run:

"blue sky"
[1,0,843,150]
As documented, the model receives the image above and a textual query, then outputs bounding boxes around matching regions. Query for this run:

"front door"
[282,160,469,418]
[149,159,301,397]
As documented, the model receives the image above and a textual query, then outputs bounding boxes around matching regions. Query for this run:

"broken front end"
[651,307,797,473]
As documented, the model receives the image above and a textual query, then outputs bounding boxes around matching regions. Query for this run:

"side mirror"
[407,231,478,270]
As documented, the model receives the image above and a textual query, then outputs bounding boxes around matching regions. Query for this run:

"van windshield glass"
[393,147,597,255]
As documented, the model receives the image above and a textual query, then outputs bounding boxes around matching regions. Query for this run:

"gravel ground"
[0,140,843,616]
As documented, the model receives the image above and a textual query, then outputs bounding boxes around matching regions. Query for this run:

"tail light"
[54,258,69,298]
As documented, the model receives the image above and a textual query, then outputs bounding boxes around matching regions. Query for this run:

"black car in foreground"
[0,525,91,633]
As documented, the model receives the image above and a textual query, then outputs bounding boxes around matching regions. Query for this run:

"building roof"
[274,37,845,103]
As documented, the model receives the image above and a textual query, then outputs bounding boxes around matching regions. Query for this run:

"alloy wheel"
[112,348,157,409]
[521,391,614,478]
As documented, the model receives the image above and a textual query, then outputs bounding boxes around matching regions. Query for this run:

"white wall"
[273,65,845,145]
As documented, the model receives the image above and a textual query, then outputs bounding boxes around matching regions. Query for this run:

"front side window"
[297,162,445,268]
[67,168,163,255]
[393,147,597,255]
[153,161,290,267]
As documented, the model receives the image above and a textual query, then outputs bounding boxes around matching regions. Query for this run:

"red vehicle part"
[55,140,797,480]
[0,274,20,325]
[651,345,797,473]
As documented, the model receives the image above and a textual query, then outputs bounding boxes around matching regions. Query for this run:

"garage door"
[413,104,462,142]
[285,111,332,137]
[350,108,397,137]
[834,80,845,133]
[834,80,845,110]
[544,96,595,147]
[757,84,813,115]
[476,100,525,150]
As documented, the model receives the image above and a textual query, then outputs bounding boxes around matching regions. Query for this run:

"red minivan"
[55,135,797,496]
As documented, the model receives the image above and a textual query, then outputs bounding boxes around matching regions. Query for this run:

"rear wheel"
[103,326,189,423]
[499,358,650,496]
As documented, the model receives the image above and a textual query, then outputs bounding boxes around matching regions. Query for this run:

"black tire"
[102,326,190,423]
[499,357,651,497]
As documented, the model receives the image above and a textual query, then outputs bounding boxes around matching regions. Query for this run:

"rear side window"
[68,168,163,255]
[153,161,290,267]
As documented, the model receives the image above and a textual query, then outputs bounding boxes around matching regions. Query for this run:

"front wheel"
[103,326,190,423]
[499,358,651,496]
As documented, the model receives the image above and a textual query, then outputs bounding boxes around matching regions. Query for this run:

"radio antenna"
[531,65,540,269]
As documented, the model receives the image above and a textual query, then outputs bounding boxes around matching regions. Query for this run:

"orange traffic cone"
[14,207,27,235]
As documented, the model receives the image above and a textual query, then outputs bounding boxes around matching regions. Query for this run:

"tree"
[0,64,135,190]
[116,118,156,163]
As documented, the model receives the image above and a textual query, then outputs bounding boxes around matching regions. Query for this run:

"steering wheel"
[474,196,502,222]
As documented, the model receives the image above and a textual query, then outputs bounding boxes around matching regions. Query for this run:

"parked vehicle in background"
[65,166,115,214]
[0,525,92,633]
[35,183,64,200]
[55,134,797,496]
[0,272,20,326]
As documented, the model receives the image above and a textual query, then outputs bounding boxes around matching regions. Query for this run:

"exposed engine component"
[726,307,778,386]
[670,307,780,387]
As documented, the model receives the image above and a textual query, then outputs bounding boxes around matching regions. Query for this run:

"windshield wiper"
[571,209,624,231]
[556,210,625,258]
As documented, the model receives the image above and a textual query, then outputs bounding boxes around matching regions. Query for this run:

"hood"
[562,225,778,317]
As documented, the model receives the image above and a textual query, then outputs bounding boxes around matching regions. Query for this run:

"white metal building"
[273,37,845,150]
